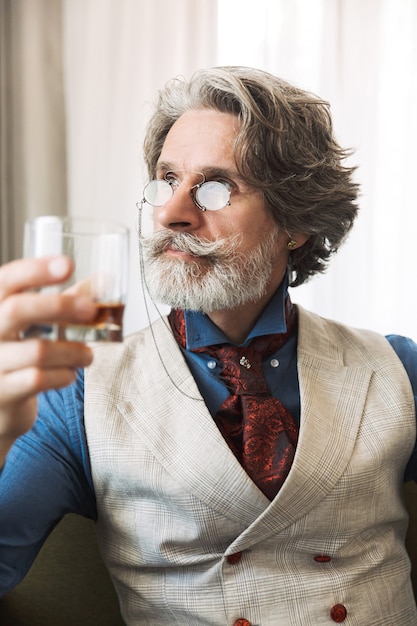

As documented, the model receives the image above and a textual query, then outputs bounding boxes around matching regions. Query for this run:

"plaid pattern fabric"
[84,307,417,625]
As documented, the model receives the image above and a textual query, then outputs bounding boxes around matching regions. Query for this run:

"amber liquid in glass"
[59,302,125,342]
[25,303,125,343]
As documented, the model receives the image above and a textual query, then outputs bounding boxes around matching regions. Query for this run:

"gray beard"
[139,230,279,313]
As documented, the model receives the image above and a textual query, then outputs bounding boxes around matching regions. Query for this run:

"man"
[1,66,417,625]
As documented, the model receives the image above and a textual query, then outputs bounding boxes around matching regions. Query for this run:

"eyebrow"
[155,162,244,182]
[204,166,244,182]
[155,161,174,176]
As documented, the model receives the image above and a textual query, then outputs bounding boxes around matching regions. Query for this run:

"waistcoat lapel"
[273,305,373,512]
[115,316,270,524]
[223,305,374,551]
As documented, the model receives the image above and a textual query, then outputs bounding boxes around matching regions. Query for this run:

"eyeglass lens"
[143,179,230,211]
[143,180,173,207]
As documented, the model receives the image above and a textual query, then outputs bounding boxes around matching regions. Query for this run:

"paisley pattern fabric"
[169,301,298,500]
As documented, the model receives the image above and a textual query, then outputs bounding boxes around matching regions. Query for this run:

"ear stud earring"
[287,239,297,250]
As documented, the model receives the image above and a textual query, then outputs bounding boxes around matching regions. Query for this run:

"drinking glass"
[23,215,129,342]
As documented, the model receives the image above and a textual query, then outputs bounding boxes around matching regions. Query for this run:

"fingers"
[0,339,93,461]
[0,367,78,405]
[0,340,93,403]
[0,292,96,338]
[0,339,94,373]
[0,257,96,339]
[0,256,73,299]
[0,258,96,458]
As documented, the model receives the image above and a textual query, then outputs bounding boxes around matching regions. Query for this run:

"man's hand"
[0,257,96,465]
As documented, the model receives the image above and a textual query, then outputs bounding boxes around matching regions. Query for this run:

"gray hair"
[143,66,359,286]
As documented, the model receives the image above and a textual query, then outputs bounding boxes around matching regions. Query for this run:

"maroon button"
[330,604,347,622]
[233,620,251,626]
[227,551,242,565]
[314,554,332,563]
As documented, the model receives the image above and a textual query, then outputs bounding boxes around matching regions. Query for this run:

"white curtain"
[0,0,67,264]
[218,0,417,338]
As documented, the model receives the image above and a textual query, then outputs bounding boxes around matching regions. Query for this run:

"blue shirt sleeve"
[0,370,96,595]
[386,335,417,482]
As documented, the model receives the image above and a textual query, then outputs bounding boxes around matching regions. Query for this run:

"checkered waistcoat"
[84,306,417,625]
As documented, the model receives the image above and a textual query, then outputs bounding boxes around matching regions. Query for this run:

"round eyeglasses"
[142,174,231,212]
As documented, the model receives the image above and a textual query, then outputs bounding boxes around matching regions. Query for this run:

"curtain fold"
[0,0,14,263]
[0,0,67,264]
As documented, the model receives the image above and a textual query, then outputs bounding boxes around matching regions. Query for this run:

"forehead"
[157,109,240,172]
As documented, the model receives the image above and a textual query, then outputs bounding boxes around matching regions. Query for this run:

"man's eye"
[217,179,233,191]
[165,176,179,188]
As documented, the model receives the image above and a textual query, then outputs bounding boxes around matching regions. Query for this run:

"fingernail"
[48,257,70,278]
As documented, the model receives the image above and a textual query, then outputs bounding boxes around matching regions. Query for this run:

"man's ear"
[286,234,309,250]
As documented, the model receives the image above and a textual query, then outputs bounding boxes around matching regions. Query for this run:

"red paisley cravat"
[169,301,298,501]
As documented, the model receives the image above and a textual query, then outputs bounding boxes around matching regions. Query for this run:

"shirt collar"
[184,273,289,349]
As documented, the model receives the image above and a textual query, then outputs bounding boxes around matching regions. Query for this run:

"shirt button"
[314,554,332,563]
[330,604,347,622]
[207,360,217,370]
[226,551,242,564]
[270,358,279,368]
[233,620,251,626]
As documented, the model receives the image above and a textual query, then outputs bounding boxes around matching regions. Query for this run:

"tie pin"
[239,356,251,369]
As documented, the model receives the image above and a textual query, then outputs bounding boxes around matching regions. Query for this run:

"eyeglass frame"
[141,171,232,212]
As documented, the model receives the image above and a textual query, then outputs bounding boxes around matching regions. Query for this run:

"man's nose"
[155,182,203,232]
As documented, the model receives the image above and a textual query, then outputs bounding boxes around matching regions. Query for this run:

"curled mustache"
[139,230,241,261]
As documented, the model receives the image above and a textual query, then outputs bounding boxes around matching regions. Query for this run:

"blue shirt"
[1,282,417,594]
[182,276,299,420]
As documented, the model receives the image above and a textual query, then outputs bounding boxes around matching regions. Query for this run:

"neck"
[207,293,276,344]
[207,269,289,344]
